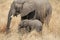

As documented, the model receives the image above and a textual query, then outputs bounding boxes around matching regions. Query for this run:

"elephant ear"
[21,2,35,17]
[14,0,25,3]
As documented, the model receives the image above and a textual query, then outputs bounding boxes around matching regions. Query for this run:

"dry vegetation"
[0,0,60,40]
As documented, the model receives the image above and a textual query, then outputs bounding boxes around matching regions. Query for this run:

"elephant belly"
[21,10,35,20]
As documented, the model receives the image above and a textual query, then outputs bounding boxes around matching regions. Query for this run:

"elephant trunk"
[6,12,12,32]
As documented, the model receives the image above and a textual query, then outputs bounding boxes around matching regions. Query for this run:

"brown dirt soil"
[0,0,60,40]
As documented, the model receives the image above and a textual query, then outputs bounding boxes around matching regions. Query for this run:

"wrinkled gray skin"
[6,0,52,32]
[18,20,42,32]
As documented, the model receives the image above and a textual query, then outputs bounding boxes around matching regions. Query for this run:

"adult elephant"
[6,0,52,32]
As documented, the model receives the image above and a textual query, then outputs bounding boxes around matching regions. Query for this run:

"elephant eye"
[15,7,20,13]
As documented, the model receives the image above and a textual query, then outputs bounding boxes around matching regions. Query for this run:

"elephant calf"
[18,20,42,32]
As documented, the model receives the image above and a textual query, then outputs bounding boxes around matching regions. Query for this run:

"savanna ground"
[0,0,60,40]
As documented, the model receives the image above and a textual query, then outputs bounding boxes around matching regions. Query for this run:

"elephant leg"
[26,26,31,32]
[36,26,42,32]
[18,26,23,32]
[45,6,52,27]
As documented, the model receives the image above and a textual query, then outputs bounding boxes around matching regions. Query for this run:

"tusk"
[11,15,13,18]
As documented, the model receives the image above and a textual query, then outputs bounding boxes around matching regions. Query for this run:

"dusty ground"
[0,0,60,40]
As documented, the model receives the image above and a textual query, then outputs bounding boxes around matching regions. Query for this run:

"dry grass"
[0,0,60,40]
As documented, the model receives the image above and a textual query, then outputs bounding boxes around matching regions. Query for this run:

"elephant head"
[6,0,25,32]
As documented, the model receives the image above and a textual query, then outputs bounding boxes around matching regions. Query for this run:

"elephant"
[6,0,52,32]
[18,19,42,32]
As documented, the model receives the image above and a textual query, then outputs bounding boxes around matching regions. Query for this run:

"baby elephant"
[18,20,42,32]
